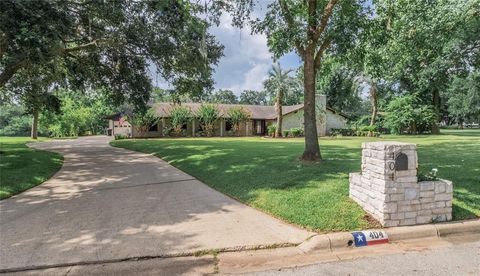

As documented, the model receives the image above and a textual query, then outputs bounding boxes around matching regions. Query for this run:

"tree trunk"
[275,89,283,137]
[31,109,39,139]
[431,89,441,134]
[369,81,378,126]
[368,81,378,137]
[301,52,321,161]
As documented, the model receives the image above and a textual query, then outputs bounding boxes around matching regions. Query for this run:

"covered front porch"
[132,118,271,138]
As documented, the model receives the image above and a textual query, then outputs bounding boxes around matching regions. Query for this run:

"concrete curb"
[298,219,480,253]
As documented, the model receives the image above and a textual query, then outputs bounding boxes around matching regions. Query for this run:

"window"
[149,123,158,132]
[225,121,233,131]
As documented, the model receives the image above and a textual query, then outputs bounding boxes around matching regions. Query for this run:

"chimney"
[315,94,327,136]
[315,94,326,111]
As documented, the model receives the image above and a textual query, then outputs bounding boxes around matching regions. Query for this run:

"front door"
[254,120,266,136]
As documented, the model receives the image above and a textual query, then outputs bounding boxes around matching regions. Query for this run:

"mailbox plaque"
[395,153,408,171]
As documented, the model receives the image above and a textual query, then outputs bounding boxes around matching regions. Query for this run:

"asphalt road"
[247,239,480,276]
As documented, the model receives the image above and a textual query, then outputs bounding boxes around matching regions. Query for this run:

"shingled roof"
[152,102,305,120]
[150,102,348,120]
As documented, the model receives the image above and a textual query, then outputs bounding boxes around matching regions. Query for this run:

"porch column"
[246,120,249,136]
[192,120,195,137]
[220,118,224,137]
[161,118,166,136]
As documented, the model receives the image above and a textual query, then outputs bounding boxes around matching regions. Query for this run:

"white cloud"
[210,14,273,94]
[227,62,270,92]
[152,7,301,95]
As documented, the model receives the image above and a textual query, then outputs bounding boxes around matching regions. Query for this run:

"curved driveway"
[0,136,311,271]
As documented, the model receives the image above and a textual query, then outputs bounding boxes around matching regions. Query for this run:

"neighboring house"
[106,95,348,138]
[105,112,132,137]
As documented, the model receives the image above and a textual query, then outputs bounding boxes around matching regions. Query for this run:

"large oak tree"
[236,0,368,161]
[1,0,223,138]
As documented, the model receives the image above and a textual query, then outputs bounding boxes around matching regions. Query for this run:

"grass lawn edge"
[0,137,64,200]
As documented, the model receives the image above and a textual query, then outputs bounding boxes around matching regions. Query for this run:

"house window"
[225,121,233,131]
[149,123,158,132]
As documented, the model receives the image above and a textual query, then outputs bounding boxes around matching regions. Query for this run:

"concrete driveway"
[0,136,312,272]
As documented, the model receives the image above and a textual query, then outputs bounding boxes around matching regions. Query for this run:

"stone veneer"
[349,141,453,227]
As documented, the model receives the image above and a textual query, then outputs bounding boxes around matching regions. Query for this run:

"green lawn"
[0,137,63,200]
[111,129,480,232]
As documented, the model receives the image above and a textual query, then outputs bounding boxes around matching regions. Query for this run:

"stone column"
[349,141,453,227]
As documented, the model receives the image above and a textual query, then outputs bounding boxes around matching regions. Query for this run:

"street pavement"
[5,235,479,275]
[246,238,480,276]
[0,136,311,272]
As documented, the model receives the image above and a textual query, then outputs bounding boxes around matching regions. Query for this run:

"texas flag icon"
[352,230,389,247]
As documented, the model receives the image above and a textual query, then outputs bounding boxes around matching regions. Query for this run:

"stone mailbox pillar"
[349,142,453,227]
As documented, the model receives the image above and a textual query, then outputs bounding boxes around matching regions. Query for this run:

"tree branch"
[313,37,331,70]
[307,0,317,41]
[0,39,111,87]
[63,39,108,53]
[279,0,305,57]
[312,0,338,43]
[0,59,26,88]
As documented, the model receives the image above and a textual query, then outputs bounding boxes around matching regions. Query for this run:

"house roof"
[326,107,349,119]
[151,102,347,120]
[104,112,124,120]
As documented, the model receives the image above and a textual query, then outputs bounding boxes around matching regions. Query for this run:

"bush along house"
[106,95,348,138]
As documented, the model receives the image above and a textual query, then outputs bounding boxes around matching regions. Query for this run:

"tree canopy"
[238,0,369,160]
[0,0,224,109]
[209,89,238,104]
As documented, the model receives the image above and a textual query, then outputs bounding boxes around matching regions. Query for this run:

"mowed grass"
[0,137,63,199]
[112,129,480,232]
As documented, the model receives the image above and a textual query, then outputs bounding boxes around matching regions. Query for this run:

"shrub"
[330,128,355,136]
[359,125,377,132]
[114,134,128,140]
[350,114,388,134]
[227,107,250,136]
[128,108,158,136]
[170,105,193,136]
[267,124,277,137]
[355,130,380,137]
[162,126,173,137]
[384,95,436,134]
[418,168,439,181]
[290,127,304,137]
[282,130,290,137]
[196,104,219,137]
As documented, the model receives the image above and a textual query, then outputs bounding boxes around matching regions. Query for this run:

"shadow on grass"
[113,139,370,231]
[113,135,480,230]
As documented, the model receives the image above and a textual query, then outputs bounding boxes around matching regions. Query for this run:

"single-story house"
[106,95,348,138]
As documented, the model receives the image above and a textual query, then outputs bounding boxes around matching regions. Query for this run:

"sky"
[208,12,301,95]
[152,4,302,96]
